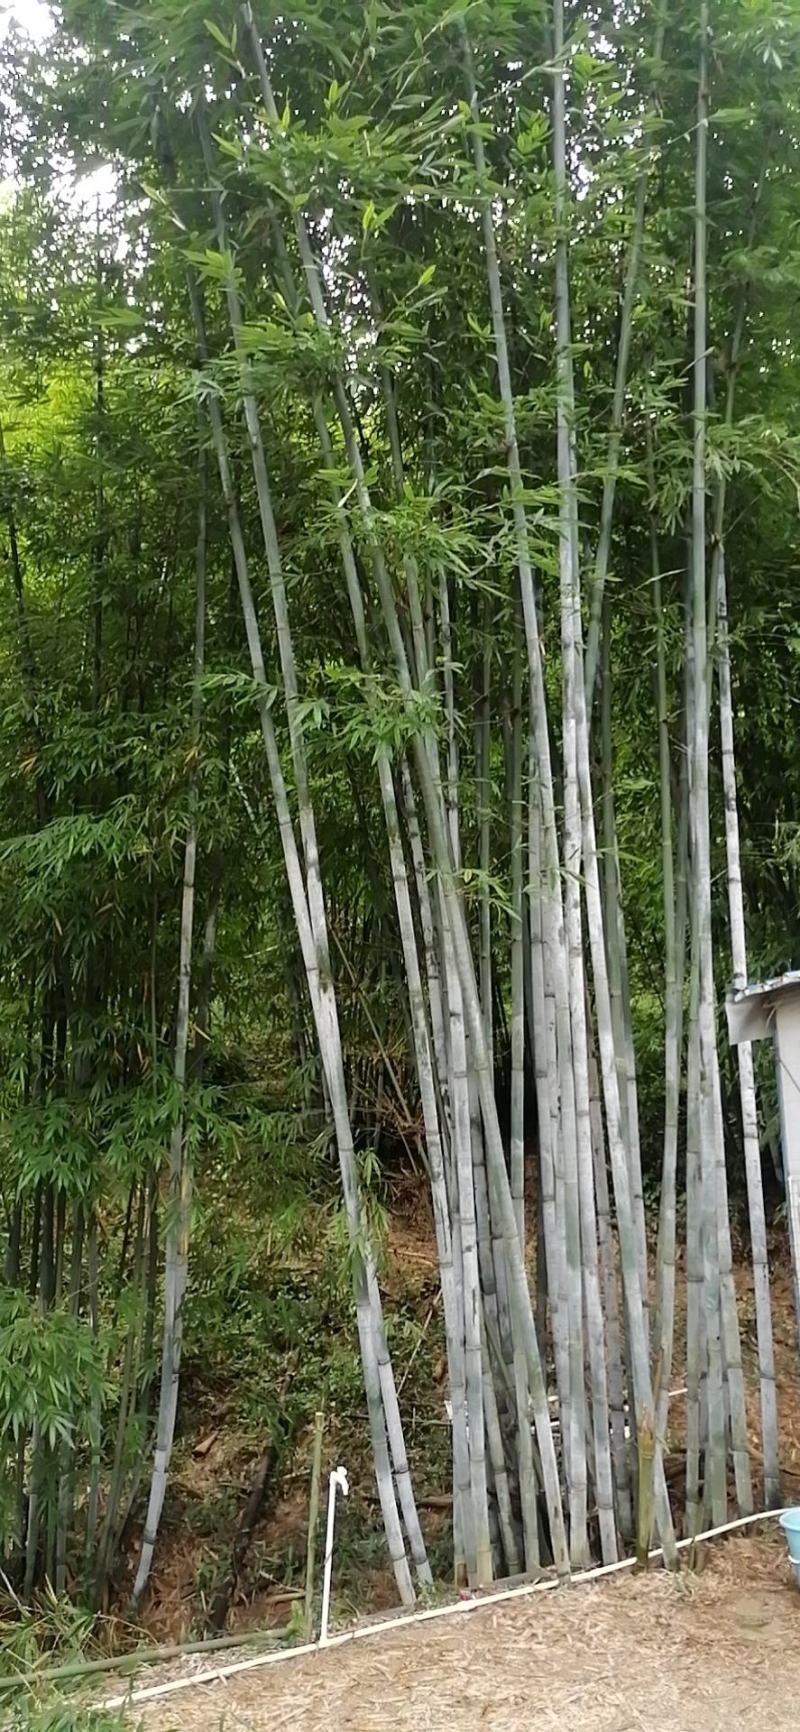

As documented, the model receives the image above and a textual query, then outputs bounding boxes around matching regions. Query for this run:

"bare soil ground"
[121,1533,800,1731]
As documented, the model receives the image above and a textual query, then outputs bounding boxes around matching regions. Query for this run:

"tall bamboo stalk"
[509,610,525,1251]
[526,746,570,1428]
[375,354,490,1580]
[550,0,623,1566]
[243,7,567,1573]
[600,613,648,1314]
[648,426,685,1451]
[132,437,207,1606]
[457,17,572,1574]
[195,117,428,1592]
[717,557,779,1501]
[709,156,778,1503]
[584,8,667,709]
[688,2,727,1528]
[182,270,415,1605]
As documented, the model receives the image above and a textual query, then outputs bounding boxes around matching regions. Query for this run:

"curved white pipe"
[319,1467,349,1647]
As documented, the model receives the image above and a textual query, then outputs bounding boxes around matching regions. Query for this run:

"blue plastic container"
[779,1508,800,1585]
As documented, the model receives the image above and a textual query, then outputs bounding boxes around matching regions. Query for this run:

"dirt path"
[123,1536,800,1732]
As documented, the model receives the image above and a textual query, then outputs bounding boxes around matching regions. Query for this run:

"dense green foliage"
[0,0,799,1622]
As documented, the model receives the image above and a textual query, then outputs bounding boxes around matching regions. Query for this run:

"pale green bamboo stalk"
[473,1058,536,1556]
[710,1039,753,1513]
[470,1054,513,1380]
[366,1266,435,1584]
[374,332,489,1580]
[550,0,622,1567]
[242,16,566,1574]
[575,640,676,1556]
[308,406,437,1586]
[558,519,592,1567]
[439,573,461,869]
[601,625,631,1162]
[561,589,617,1565]
[600,616,647,1317]
[648,426,685,1458]
[96,1191,146,1603]
[481,1317,522,1576]
[527,754,570,1455]
[477,602,493,1061]
[717,557,779,1501]
[303,1412,324,1641]
[683,572,704,1538]
[689,1,727,1529]
[23,1421,42,1598]
[132,437,207,1607]
[198,139,429,1589]
[588,1030,633,1537]
[84,1211,101,1565]
[371,309,492,1569]
[526,747,559,1329]
[399,758,452,1156]
[509,611,525,1249]
[706,156,778,1502]
[376,357,491,1579]
[511,1342,541,1575]
[456,19,573,1572]
[415,723,568,1574]
[398,772,469,1586]
[446,948,491,1583]
[584,7,667,708]
[55,1201,84,1594]
[186,277,414,1606]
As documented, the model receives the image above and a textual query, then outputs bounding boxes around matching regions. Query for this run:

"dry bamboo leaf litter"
[118,1536,800,1732]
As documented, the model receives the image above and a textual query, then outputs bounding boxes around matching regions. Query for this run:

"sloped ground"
[122,1534,799,1731]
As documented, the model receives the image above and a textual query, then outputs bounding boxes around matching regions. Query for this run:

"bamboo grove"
[1,0,800,1607]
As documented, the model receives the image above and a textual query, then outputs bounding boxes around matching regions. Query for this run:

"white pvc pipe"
[319,1467,348,1648]
[99,1504,787,1712]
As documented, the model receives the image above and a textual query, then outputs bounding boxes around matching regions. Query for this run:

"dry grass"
[120,1531,800,1732]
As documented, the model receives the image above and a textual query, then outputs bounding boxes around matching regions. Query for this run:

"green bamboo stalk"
[711,1037,753,1513]
[600,609,648,1317]
[526,737,570,1434]
[374,348,489,1581]
[685,837,704,1537]
[84,1210,101,1566]
[303,1412,324,1641]
[476,600,493,1064]
[509,610,525,1250]
[648,424,685,1454]
[183,271,414,1607]
[456,18,572,1574]
[198,130,429,1591]
[55,1201,84,1595]
[481,1316,522,1576]
[239,16,566,1576]
[550,0,624,1567]
[688,0,727,1529]
[717,557,779,1501]
[708,154,778,1501]
[397,763,472,1581]
[588,1029,633,1537]
[96,1189,146,1604]
[584,7,667,709]
[439,572,461,869]
[132,434,207,1607]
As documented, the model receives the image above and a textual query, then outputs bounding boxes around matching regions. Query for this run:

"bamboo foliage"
[0,0,795,1610]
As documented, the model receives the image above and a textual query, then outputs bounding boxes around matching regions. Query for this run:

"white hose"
[319,1467,348,1648]
[99,1504,788,1712]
